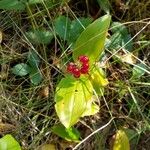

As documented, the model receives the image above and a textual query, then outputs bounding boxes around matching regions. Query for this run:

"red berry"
[78,55,89,63]
[80,67,88,74]
[82,63,89,70]
[80,63,89,74]
[67,62,75,73]
[72,68,81,78]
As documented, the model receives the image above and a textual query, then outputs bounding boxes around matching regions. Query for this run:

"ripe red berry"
[72,68,81,78]
[80,63,89,74]
[82,63,89,70]
[78,55,89,63]
[67,62,75,73]
[80,67,88,74]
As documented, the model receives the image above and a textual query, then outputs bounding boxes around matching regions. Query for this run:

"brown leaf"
[37,144,56,150]
[39,86,49,98]
[0,123,16,134]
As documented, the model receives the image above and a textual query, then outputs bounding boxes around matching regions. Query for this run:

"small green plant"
[12,50,43,85]
[26,29,53,45]
[52,14,111,140]
[0,0,149,149]
[54,16,92,45]
[0,134,21,150]
[106,22,133,52]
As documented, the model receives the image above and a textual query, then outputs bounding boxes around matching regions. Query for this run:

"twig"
[73,117,115,150]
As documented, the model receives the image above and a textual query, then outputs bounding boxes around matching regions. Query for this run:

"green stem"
[26,3,37,29]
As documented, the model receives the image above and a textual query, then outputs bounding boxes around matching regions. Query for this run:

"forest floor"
[0,0,150,150]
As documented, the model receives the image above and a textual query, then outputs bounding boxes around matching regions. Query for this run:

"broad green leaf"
[112,130,130,150]
[108,22,133,52]
[29,68,43,85]
[68,18,92,44]
[89,66,108,95]
[55,76,93,128]
[12,63,30,76]
[28,50,40,67]
[131,63,147,79]
[0,134,21,150]
[51,124,80,142]
[26,29,53,45]
[81,97,99,117]
[97,0,110,14]
[73,15,111,65]
[0,0,26,11]
[54,16,71,41]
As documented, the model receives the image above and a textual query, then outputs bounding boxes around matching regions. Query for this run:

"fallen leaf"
[121,53,136,64]
[112,129,130,150]
[0,123,16,134]
[37,144,56,150]
[39,86,49,98]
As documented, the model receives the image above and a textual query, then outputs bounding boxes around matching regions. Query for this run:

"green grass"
[0,0,150,149]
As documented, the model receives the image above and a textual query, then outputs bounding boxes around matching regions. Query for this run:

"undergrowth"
[0,0,150,150]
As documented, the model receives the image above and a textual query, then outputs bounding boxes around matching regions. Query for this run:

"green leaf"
[0,0,26,11]
[73,14,111,65]
[131,63,147,79]
[45,1,56,8]
[108,22,133,52]
[0,134,21,150]
[111,22,128,34]
[54,16,71,41]
[28,50,40,67]
[28,0,60,9]
[51,124,80,142]
[89,66,108,95]
[54,16,92,45]
[28,0,43,4]
[26,29,53,45]
[81,97,99,117]
[108,32,122,49]
[122,128,139,149]
[97,0,110,14]
[29,68,43,85]
[55,76,93,128]
[12,63,30,76]
[68,18,92,44]
[27,50,42,85]
[112,130,130,150]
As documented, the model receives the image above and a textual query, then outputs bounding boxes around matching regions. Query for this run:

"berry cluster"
[67,55,89,78]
